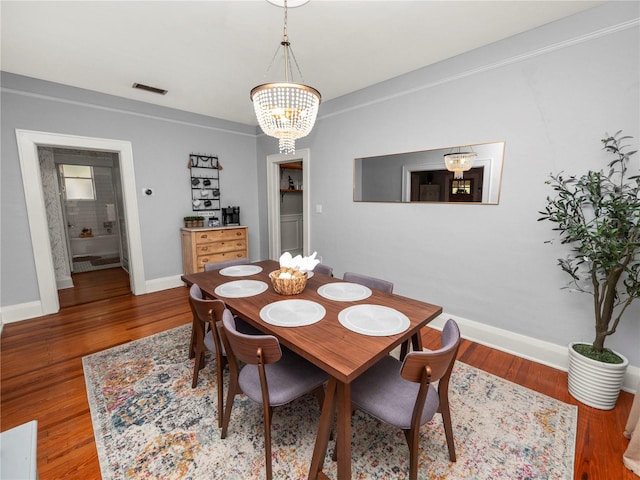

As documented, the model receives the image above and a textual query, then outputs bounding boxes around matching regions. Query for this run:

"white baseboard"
[145,275,185,293]
[56,277,74,290]
[0,301,44,324]
[429,313,639,395]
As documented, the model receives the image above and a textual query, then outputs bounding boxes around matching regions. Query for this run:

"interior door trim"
[266,149,311,260]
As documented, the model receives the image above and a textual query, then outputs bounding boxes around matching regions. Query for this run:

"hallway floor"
[58,267,130,308]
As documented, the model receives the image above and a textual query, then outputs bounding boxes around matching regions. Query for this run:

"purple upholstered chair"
[342,271,393,293]
[219,310,328,480]
[350,319,461,480]
[313,263,334,276]
[203,257,250,272]
[188,284,228,427]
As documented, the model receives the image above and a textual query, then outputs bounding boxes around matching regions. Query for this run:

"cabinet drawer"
[196,239,246,255]
[196,251,246,271]
[194,228,246,245]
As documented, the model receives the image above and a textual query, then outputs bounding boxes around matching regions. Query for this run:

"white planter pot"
[567,342,629,410]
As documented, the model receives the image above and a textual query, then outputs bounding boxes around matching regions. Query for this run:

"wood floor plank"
[1,270,635,479]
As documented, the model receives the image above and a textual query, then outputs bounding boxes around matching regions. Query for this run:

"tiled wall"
[65,166,118,239]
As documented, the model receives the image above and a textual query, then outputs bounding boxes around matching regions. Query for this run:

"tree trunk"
[592,268,623,353]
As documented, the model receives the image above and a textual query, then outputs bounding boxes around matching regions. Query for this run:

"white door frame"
[15,129,146,316]
[266,149,311,260]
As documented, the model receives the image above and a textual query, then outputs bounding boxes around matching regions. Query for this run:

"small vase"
[567,342,628,410]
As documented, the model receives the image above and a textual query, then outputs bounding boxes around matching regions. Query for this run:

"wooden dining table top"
[181,259,443,384]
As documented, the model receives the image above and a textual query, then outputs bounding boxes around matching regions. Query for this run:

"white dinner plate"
[214,280,268,298]
[338,304,410,336]
[317,282,372,302]
[260,299,326,327]
[219,265,263,277]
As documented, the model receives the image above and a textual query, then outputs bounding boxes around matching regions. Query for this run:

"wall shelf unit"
[189,154,220,214]
[280,161,303,200]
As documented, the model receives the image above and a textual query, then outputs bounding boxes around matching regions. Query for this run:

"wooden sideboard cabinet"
[181,226,248,274]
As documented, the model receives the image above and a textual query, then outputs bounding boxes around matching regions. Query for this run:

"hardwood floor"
[1,270,635,479]
[58,267,131,308]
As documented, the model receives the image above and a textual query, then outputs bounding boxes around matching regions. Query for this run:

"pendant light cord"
[261,0,306,84]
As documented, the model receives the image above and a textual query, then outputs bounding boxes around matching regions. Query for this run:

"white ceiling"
[1,1,603,126]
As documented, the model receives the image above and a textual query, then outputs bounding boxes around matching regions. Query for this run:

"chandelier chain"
[250,0,320,154]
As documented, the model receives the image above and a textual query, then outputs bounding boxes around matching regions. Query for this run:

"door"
[266,149,311,260]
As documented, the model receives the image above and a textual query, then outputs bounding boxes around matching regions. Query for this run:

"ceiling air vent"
[132,83,167,95]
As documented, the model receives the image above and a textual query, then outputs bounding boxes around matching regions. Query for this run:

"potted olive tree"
[539,131,639,410]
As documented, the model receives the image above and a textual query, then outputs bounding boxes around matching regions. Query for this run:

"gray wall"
[1,74,261,305]
[260,2,640,365]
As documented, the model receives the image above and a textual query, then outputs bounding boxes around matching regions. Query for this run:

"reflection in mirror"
[354,141,505,204]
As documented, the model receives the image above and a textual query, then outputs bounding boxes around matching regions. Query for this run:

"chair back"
[204,257,250,272]
[189,284,226,323]
[313,263,333,276]
[221,310,282,366]
[400,319,460,384]
[343,271,393,293]
[189,283,227,332]
[401,319,461,440]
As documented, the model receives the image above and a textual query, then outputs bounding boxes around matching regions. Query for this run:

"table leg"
[188,316,196,359]
[308,377,337,480]
[411,331,423,352]
[336,380,352,479]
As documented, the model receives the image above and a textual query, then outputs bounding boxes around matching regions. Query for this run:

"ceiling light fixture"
[250,0,321,155]
[444,147,477,179]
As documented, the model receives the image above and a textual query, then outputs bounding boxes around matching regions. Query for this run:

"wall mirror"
[354,141,505,204]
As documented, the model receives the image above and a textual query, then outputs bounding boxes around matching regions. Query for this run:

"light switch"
[315,204,323,213]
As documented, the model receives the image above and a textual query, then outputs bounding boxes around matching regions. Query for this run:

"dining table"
[181,259,443,480]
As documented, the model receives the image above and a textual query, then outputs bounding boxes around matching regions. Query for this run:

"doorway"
[409,167,484,202]
[46,149,126,273]
[266,149,311,260]
[16,130,147,317]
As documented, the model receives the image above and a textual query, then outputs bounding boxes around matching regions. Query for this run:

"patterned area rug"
[83,325,577,479]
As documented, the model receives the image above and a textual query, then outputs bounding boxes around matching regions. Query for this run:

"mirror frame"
[354,141,506,204]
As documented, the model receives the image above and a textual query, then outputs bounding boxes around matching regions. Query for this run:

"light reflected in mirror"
[354,141,505,204]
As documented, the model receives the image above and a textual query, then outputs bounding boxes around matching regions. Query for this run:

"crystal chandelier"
[444,147,477,179]
[250,0,321,155]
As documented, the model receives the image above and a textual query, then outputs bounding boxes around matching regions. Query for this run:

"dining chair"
[349,318,461,480]
[203,257,250,272]
[219,310,328,480]
[342,271,393,293]
[313,263,333,276]
[188,284,228,427]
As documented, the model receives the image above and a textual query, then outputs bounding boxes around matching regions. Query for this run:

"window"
[60,164,95,200]
[451,179,472,195]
